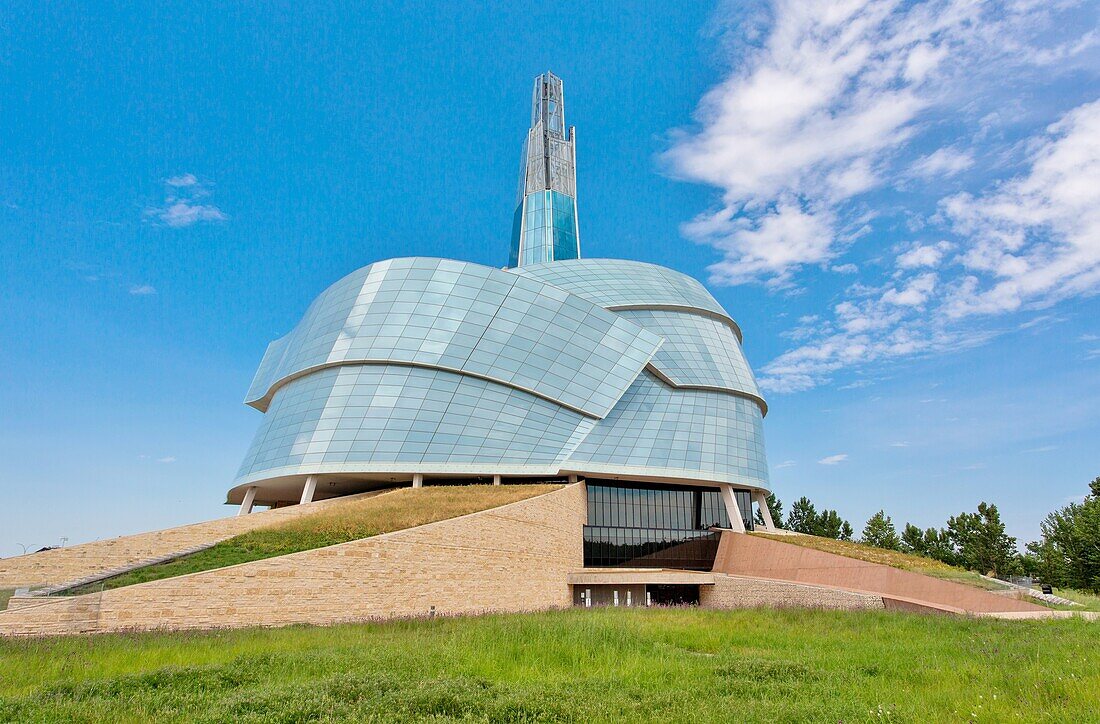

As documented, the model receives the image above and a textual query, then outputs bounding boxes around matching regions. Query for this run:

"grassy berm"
[67,485,561,595]
[1,608,1097,722]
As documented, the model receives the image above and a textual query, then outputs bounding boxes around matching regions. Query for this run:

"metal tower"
[508,72,580,267]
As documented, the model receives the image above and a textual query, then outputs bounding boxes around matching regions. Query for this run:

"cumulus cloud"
[145,174,227,228]
[817,454,848,465]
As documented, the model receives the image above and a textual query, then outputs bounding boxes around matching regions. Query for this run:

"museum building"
[228,72,774,598]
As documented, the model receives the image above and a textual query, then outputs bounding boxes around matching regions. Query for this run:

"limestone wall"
[700,574,884,611]
[0,491,389,589]
[0,484,586,637]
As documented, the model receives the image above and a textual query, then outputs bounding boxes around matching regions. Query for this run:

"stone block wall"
[0,484,586,636]
[700,574,884,611]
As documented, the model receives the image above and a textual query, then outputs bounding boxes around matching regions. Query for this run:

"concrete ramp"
[713,533,1046,615]
[0,490,392,590]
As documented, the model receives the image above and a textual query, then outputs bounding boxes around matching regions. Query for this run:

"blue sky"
[1,0,1098,557]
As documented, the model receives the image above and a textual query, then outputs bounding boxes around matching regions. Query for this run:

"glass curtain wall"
[583,481,753,570]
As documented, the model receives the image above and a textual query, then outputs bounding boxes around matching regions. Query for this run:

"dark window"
[582,480,754,569]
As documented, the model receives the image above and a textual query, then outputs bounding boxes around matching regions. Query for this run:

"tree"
[900,523,956,563]
[861,510,900,550]
[948,502,1017,577]
[754,492,783,529]
[817,509,846,539]
[922,527,957,565]
[786,497,818,534]
[1024,477,1100,592]
[784,496,853,540]
[901,523,926,555]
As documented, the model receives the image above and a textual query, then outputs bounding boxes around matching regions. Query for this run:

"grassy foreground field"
[1,608,1097,723]
[65,485,561,595]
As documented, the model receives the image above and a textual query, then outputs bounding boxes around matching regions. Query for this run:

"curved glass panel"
[245,258,661,419]
[566,371,769,488]
[237,364,594,484]
[513,258,732,322]
[614,309,762,400]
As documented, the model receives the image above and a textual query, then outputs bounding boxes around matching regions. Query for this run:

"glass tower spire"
[508,71,580,267]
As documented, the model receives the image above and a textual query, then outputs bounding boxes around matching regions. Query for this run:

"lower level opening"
[573,584,701,607]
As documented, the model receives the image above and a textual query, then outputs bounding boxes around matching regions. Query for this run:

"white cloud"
[832,263,859,274]
[128,284,156,296]
[666,0,1001,285]
[882,273,937,307]
[145,174,227,228]
[165,173,198,187]
[896,241,953,269]
[943,99,1100,317]
[1023,445,1057,453]
[675,1,1098,393]
[817,453,848,465]
[909,147,974,178]
[157,456,177,464]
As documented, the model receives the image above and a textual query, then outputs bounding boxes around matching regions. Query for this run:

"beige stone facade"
[0,490,389,589]
[700,573,884,611]
[0,484,586,637]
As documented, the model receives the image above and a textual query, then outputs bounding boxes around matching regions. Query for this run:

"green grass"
[65,485,561,596]
[752,532,1006,591]
[0,608,1097,722]
[1054,588,1100,611]
[0,590,12,612]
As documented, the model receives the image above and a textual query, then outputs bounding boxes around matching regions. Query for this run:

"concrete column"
[237,486,258,516]
[719,484,747,533]
[752,489,775,530]
[492,474,501,486]
[567,474,578,483]
[412,473,423,488]
[299,475,317,505]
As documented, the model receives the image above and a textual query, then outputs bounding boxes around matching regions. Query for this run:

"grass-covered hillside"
[752,531,1006,590]
[1,608,1097,722]
[67,484,562,595]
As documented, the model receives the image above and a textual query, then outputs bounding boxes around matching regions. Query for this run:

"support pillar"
[719,484,747,533]
[299,475,317,505]
[567,474,578,483]
[412,473,423,488]
[237,486,257,516]
[752,489,775,530]
[492,474,501,486]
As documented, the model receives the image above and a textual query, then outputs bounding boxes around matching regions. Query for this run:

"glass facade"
[245,258,661,420]
[513,191,579,266]
[582,481,753,570]
[233,256,771,499]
